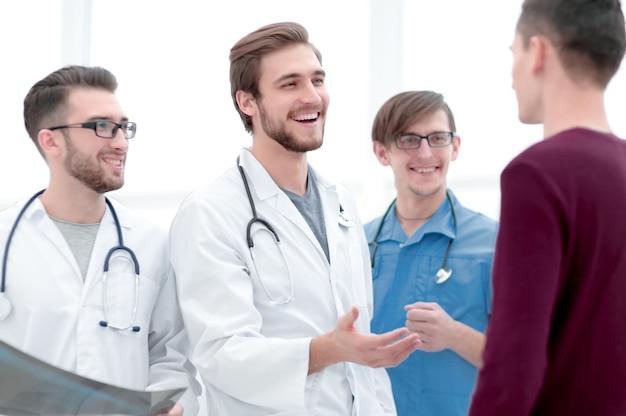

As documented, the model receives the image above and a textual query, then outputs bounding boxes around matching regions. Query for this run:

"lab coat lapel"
[239,149,327,262]
[317,176,341,265]
[22,198,82,281]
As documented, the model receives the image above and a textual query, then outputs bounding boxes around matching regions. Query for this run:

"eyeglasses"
[392,131,454,150]
[47,120,137,139]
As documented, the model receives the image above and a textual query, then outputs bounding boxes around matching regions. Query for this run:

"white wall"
[2,0,625,229]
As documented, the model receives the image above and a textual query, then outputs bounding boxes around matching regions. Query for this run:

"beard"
[63,134,124,194]
[258,102,324,153]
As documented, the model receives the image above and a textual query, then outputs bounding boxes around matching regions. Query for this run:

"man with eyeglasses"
[364,90,498,416]
[0,65,200,415]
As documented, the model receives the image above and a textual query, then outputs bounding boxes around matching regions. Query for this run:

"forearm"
[449,321,486,368]
[309,332,342,374]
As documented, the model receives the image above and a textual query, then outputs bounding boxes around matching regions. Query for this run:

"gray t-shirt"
[50,217,99,279]
[281,168,330,262]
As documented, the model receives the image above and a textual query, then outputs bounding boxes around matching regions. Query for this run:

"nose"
[411,138,434,157]
[300,81,323,104]
[109,127,129,151]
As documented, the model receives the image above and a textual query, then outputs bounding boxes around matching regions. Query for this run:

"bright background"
[1,1,625,228]
[1,2,625,414]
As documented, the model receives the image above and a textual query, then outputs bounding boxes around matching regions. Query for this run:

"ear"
[373,141,391,166]
[529,35,547,75]
[37,129,62,157]
[235,90,257,117]
[451,134,461,161]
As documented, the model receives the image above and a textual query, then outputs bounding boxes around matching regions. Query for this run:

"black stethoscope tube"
[369,191,457,284]
[0,190,141,330]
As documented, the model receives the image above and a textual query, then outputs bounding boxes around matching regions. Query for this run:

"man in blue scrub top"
[365,90,498,416]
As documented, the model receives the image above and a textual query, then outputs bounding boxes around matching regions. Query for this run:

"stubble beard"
[258,103,324,153]
[63,135,124,194]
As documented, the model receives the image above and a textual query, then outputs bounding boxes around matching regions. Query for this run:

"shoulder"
[363,215,383,238]
[458,205,498,228]
[175,168,244,213]
[451,198,498,250]
[108,199,167,238]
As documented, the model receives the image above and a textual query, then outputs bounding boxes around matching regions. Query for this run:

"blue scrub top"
[364,190,498,416]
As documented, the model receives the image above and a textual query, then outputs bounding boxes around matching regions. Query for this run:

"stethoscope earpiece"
[100,320,140,332]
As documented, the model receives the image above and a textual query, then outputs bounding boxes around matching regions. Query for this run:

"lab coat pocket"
[102,256,159,341]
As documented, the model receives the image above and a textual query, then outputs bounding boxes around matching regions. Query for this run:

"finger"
[404,301,435,311]
[370,333,421,368]
[152,405,173,415]
[406,308,432,322]
[406,319,428,333]
[337,306,359,330]
[366,327,410,348]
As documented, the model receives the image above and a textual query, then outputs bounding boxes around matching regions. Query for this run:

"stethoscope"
[0,189,141,331]
[237,159,295,305]
[368,191,457,284]
[236,158,353,304]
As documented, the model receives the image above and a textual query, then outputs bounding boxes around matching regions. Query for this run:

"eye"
[429,133,451,144]
[95,120,111,130]
[400,135,419,144]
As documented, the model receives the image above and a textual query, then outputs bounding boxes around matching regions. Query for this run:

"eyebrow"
[85,115,129,123]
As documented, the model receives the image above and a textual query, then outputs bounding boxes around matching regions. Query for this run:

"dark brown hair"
[23,65,118,154]
[516,0,625,87]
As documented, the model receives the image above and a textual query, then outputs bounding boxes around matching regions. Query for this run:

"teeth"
[105,159,122,166]
[292,113,318,121]
[415,167,436,173]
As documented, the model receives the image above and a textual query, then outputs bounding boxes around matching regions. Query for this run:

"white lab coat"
[0,195,200,415]
[170,148,396,415]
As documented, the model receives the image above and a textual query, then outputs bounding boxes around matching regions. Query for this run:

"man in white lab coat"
[169,22,420,415]
[0,65,200,415]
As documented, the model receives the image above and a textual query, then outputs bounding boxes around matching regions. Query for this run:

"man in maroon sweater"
[468,1,626,415]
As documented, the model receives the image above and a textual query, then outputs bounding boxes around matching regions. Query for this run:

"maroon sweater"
[469,128,626,416]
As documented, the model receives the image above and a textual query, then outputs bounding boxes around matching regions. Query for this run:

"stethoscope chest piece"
[435,267,452,284]
[338,206,355,227]
[0,294,11,320]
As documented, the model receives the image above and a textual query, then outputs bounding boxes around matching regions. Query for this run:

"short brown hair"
[371,91,456,145]
[23,65,118,154]
[229,22,322,133]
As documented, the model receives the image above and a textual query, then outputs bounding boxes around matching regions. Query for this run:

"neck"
[395,210,434,222]
[394,190,447,236]
[39,183,106,224]
[251,143,309,196]
[542,80,611,138]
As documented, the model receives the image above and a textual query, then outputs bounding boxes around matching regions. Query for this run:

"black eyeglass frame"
[391,131,455,150]
[46,120,137,140]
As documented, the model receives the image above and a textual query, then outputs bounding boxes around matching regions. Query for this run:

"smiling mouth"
[103,157,124,168]
[291,112,319,123]
[413,167,437,173]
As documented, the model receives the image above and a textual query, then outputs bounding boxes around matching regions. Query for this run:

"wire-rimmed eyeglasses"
[47,120,137,139]
[392,131,454,150]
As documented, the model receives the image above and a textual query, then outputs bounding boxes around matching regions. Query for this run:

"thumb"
[338,306,359,330]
